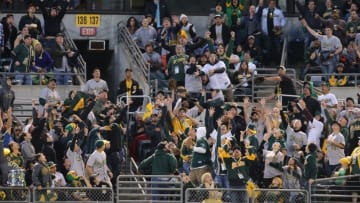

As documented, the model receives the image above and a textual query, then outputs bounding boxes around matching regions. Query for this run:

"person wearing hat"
[66,132,86,177]
[209,12,230,46]
[12,34,33,85]
[18,3,42,39]
[244,124,259,151]
[189,129,215,186]
[219,140,256,202]
[39,0,70,37]
[285,119,307,159]
[117,67,143,112]
[49,31,76,85]
[86,139,112,187]
[142,42,168,89]
[38,77,61,111]
[263,65,297,108]
[329,62,347,87]
[325,121,345,176]
[48,161,66,187]
[177,13,197,44]
[207,2,225,28]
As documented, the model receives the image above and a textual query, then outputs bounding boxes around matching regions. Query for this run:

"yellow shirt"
[125,79,132,95]
[171,117,192,137]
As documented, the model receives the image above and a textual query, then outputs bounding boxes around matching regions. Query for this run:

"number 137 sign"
[76,14,101,27]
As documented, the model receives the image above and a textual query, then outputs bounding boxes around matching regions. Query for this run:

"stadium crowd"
[0,0,360,202]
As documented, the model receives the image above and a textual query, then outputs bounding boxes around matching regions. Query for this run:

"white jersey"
[202,61,231,89]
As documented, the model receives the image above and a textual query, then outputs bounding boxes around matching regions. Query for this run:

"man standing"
[167,44,189,87]
[0,77,15,113]
[209,13,231,46]
[317,82,338,108]
[12,34,33,85]
[189,127,214,186]
[32,153,53,200]
[18,4,42,39]
[118,68,143,112]
[50,33,76,85]
[84,67,108,96]
[301,19,343,77]
[39,78,61,113]
[86,140,113,187]
[39,0,70,38]
[138,141,177,200]
[259,0,286,65]
[264,66,297,107]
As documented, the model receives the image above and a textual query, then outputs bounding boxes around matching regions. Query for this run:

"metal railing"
[0,187,31,203]
[116,174,183,203]
[280,37,288,68]
[252,188,309,203]
[0,72,85,85]
[117,22,150,83]
[185,188,248,203]
[32,187,113,203]
[309,174,360,203]
[62,22,87,85]
[304,73,360,87]
[252,68,297,103]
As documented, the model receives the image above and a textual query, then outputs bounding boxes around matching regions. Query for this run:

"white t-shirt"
[84,79,109,96]
[86,150,110,182]
[202,61,231,89]
[327,132,345,165]
[318,93,338,107]
[307,118,324,150]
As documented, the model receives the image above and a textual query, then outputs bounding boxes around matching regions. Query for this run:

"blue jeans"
[215,174,230,200]
[321,57,337,80]
[230,184,247,203]
[15,72,32,85]
[151,177,169,201]
[54,69,71,85]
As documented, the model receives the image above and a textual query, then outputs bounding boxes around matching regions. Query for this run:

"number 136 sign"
[76,14,101,27]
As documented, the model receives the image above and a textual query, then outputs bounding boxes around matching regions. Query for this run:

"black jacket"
[209,23,231,46]
[40,0,68,37]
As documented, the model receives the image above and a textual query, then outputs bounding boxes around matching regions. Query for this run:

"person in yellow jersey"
[117,68,143,112]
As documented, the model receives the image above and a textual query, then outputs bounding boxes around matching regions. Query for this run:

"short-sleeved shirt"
[327,132,345,165]
[84,79,109,96]
[87,150,109,182]
[317,93,338,107]
[317,35,342,52]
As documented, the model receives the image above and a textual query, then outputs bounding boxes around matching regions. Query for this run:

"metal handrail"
[117,21,150,83]
[280,37,288,68]
[62,22,87,85]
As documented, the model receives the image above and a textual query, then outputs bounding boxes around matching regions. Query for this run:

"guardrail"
[304,73,360,87]
[252,188,309,203]
[32,187,113,203]
[117,22,150,84]
[0,187,30,203]
[310,174,360,203]
[62,23,87,85]
[0,72,85,85]
[116,175,183,203]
